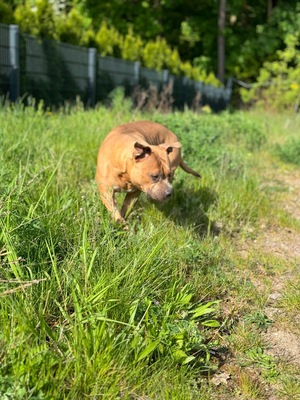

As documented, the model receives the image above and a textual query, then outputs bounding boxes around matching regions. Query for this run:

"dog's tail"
[180,161,201,178]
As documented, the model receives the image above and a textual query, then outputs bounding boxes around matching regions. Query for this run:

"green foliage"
[142,37,171,71]
[165,47,182,75]
[0,374,46,399]
[121,25,143,61]
[78,0,300,85]
[275,138,300,166]
[180,20,200,47]
[243,311,272,330]
[129,290,220,366]
[9,0,221,87]
[0,0,15,24]
[14,0,57,40]
[57,8,95,46]
[3,0,300,93]
[243,347,278,379]
[154,111,266,171]
[180,61,222,87]
[240,5,300,111]
[14,0,40,37]
[95,20,122,57]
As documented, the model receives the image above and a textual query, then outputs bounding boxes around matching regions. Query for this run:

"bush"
[57,8,95,47]
[180,61,222,87]
[14,0,57,40]
[14,0,40,37]
[121,26,143,61]
[142,37,172,70]
[95,20,122,57]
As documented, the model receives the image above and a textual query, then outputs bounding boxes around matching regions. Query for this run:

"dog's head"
[128,141,182,202]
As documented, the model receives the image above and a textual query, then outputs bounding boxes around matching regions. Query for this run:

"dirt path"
[241,168,300,260]
[246,168,300,397]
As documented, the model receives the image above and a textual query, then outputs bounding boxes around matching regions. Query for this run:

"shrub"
[180,62,222,87]
[14,0,40,37]
[165,48,182,75]
[57,8,94,46]
[95,20,122,57]
[14,0,57,40]
[142,37,172,70]
[121,25,143,61]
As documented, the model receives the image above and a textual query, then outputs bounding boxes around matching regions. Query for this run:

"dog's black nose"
[166,188,173,198]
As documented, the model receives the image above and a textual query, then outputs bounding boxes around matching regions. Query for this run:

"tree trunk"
[218,0,226,84]
[267,0,277,19]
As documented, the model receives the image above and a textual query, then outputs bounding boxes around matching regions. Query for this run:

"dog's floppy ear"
[133,142,152,160]
[160,141,182,154]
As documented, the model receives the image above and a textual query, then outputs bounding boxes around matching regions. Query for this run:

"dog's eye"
[151,174,160,182]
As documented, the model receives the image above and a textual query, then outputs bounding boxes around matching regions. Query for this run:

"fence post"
[182,76,188,108]
[225,76,233,100]
[133,61,140,85]
[88,48,96,107]
[162,69,169,84]
[9,24,20,102]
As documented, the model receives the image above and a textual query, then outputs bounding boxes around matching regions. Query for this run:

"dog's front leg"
[121,191,141,219]
[98,184,125,224]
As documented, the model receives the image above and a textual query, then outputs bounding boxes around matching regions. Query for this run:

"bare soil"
[247,168,300,396]
[218,168,300,399]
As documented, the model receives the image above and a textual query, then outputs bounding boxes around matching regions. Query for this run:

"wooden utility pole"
[218,0,226,84]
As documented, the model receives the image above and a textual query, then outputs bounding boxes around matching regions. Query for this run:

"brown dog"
[96,120,200,224]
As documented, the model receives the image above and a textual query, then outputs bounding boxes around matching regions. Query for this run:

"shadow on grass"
[156,183,220,237]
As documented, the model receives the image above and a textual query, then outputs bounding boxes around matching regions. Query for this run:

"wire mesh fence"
[0,23,232,111]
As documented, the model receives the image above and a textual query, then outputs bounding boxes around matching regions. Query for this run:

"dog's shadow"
[153,181,220,236]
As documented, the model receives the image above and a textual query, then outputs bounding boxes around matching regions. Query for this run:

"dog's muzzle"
[146,184,173,202]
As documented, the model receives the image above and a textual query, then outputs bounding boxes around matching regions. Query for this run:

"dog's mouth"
[146,187,173,202]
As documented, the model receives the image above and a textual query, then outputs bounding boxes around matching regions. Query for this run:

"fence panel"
[0,23,19,101]
[140,67,165,88]
[0,23,232,111]
[0,24,10,98]
[96,55,137,101]
[200,84,232,112]
[20,35,91,106]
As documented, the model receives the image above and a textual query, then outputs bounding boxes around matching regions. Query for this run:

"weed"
[242,347,278,379]
[243,311,273,330]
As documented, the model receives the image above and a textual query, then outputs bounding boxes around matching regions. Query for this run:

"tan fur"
[96,120,200,224]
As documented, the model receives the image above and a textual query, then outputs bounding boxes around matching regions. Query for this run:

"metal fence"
[0,23,232,111]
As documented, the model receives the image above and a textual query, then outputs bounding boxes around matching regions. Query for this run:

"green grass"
[1,96,300,399]
[275,138,300,166]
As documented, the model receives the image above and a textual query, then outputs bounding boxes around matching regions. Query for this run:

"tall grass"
[0,97,294,398]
